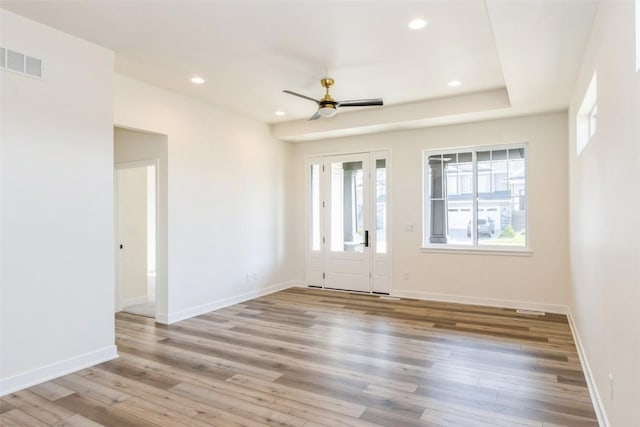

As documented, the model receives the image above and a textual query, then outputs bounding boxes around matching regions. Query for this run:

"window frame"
[422,142,530,254]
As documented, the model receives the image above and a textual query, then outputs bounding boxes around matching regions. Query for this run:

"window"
[310,164,321,251]
[636,0,640,71]
[423,144,527,249]
[577,72,597,155]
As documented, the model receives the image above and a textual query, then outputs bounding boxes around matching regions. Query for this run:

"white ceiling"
[2,0,598,140]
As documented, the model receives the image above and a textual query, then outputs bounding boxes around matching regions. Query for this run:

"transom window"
[423,144,528,249]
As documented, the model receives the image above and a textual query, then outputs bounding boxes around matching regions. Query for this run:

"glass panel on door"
[375,159,387,254]
[330,160,365,252]
[310,164,321,251]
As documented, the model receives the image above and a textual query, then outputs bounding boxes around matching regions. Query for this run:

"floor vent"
[0,47,44,79]
[516,309,546,316]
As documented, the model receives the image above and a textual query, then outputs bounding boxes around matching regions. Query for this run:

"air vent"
[7,49,24,72]
[0,47,43,79]
[25,56,42,78]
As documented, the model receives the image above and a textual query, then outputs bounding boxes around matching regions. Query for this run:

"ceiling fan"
[283,78,383,120]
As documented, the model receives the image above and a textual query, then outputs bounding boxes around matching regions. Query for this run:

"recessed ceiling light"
[190,76,205,84]
[448,80,462,87]
[408,18,428,30]
[275,111,286,116]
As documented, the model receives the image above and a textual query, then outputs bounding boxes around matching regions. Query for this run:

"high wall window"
[577,72,597,155]
[636,0,640,71]
[423,144,528,249]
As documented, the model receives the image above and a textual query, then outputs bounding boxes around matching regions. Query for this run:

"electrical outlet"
[404,272,409,280]
[253,272,258,281]
[246,273,251,282]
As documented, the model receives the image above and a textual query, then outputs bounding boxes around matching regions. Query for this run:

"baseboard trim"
[566,307,609,427]
[156,312,170,325]
[0,345,118,397]
[390,289,568,314]
[121,295,149,309]
[162,281,297,324]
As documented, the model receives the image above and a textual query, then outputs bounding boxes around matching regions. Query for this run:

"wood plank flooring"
[1,287,598,426]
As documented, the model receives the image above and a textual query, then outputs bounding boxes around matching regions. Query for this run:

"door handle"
[364,230,369,248]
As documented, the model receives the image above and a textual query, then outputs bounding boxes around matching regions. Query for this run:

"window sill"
[420,245,532,257]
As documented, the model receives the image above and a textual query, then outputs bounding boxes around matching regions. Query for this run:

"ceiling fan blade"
[337,98,384,107]
[308,110,321,121]
[283,90,320,104]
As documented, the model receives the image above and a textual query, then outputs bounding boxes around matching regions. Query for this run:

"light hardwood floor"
[1,287,598,426]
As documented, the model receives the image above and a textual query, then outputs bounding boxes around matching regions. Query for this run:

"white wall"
[114,75,294,323]
[0,10,116,394]
[568,1,640,425]
[291,113,570,311]
[114,128,168,317]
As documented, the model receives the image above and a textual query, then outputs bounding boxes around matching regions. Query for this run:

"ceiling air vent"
[0,47,43,79]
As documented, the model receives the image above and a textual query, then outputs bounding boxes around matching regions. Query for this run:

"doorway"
[114,126,168,323]
[115,162,157,318]
[306,150,392,293]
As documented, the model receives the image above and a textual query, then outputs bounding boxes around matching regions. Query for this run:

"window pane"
[448,199,473,245]
[310,164,321,251]
[492,149,508,160]
[477,150,490,162]
[493,160,508,192]
[376,159,387,254]
[460,167,472,195]
[330,161,364,252]
[446,174,458,196]
[429,155,444,199]
[428,154,448,244]
[508,148,524,159]
[479,154,526,247]
[446,152,472,245]
[478,155,491,193]
[458,152,472,163]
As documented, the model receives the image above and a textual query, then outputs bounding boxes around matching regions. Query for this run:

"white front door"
[324,153,371,292]
[306,151,392,293]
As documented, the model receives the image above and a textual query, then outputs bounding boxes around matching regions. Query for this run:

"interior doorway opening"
[114,126,168,322]
[116,163,157,318]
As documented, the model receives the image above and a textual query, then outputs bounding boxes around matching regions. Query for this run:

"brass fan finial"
[320,78,335,101]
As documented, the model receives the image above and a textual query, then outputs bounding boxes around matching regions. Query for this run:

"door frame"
[305,148,393,293]
[114,159,160,318]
